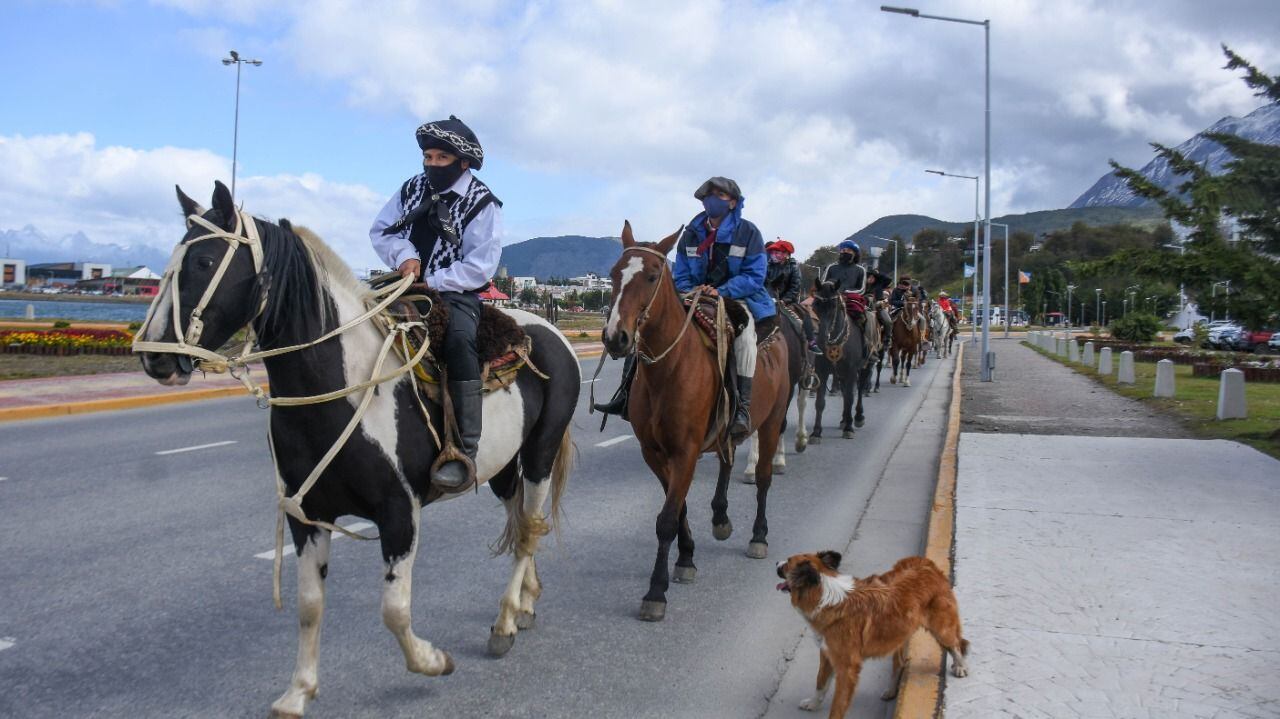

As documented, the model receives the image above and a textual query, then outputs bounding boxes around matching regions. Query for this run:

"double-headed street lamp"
[888,4,993,380]
[222,49,263,200]
[870,235,899,287]
[925,169,980,344]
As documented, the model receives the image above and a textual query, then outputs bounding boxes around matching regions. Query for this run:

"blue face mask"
[702,195,731,219]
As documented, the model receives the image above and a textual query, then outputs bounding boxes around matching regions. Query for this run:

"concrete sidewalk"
[946,340,1280,718]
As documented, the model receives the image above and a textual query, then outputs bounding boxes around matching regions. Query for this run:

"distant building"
[26,262,113,289]
[76,266,162,296]
[511,276,538,290]
[570,272,605,288]
[1,258,26,288]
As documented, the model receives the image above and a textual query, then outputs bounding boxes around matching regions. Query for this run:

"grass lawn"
[0,353,141,380]
[1024,341,1280,459]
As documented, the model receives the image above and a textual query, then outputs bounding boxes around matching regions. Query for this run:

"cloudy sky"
[2,0,1277,268]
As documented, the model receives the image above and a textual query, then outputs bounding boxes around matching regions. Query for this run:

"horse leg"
[711,456,734,540]
[269,525,331,719]
[810,368,827,444]
[854,370,866,428]
[641,451,696,621]
[840,371,855,438]
[890,350,899,384]
[673,502,697,583]
[490,476,552,656]
[747,416,783,559]
[874,355,883,392]
[379,498,454,676]
[742,431,759,484]
[904,348,913,387]
[794,380,809,453]
[772,437,786,475]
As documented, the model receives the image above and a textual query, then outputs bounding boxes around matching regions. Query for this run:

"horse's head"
[812,278,847,361]
[138,181,268,385]
[601,221,680,359]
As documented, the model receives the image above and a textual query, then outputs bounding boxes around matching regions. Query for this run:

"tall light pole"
[1102,300,1107,326]
[1095,288,1102,329]
[870,235,899,286]
[888,5,993,380]
[1124,284,1140,318]
[222,50,263,200]
[991,221,1009,337]
[1066,284,1076,335]
[925,169,980,344]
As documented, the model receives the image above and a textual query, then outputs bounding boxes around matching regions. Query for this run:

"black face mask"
[838,253,855,265]
[425,160,466,193]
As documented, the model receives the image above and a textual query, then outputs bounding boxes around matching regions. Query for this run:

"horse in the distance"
[889,296,923,387]
[931,301,954,358]
[601,222,790,621]
[809,279,869,442]
[136,182,579,718]
[744,298,813,483]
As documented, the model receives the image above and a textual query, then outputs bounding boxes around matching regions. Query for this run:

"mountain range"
[497,235,621,280]
[1071,102,1280,208]
[1,225,170,270]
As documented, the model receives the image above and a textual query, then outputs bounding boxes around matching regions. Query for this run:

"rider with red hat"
[766,239,819,353]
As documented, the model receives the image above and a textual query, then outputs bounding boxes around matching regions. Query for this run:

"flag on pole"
[964,264,975,278]
[1018,270,1031,284]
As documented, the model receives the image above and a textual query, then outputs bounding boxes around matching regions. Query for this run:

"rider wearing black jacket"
[765,239,818,353]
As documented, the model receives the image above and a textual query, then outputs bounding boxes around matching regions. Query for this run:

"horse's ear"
[655,225,683,255]
[621,220,635,249]
[813,276,822,290]
[832,277,843,291]
[176,185,205,218]
[211,181,236,229]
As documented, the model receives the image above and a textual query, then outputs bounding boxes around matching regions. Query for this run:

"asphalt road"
[0,353,949,718]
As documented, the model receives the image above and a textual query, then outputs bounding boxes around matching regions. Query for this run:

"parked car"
[1269,332,1280,352]
[1206,322,1243,349]
[1234,328,1276,353]
[1172,323,1203,344]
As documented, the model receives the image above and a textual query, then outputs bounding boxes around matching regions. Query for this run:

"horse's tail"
[548,426,575,536]
[492,427,575,557]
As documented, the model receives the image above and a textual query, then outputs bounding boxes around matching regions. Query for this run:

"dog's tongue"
[776,581,789,592]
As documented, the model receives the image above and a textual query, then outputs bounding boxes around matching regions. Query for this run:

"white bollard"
[1118,351,1136,384]
[1068,339,1080,362]
[25,303,35,320]
[1098,347,1113,375]
[1217,368,1248,419]
[1083,341,1095,367]
[1154,359,1176,398]
[1058,334,1070,358]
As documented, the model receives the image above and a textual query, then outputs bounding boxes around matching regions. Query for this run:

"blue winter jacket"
[673,204,775,320]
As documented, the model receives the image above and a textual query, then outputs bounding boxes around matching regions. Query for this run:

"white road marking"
[595,435,632,448]
[254,521,375,560]
[581,379,597,384]
[0,477,8,482]
[155,440,237,456]
[0,638,14,652]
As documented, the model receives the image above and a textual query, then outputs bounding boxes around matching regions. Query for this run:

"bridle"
[818,291,851,352]
[617,243,704,366]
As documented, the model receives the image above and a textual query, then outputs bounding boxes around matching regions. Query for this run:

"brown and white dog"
[776,551,969,718]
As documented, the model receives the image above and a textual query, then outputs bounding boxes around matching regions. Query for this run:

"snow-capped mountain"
[0,225,170,269]
[1070,102,1280,209]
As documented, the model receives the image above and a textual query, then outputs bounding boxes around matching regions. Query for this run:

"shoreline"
[0,291,152,304]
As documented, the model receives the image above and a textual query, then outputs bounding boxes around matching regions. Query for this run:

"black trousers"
[441,291,482,382]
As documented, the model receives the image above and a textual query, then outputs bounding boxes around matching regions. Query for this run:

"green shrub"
[1109,313,1162,343]
[127,321,142,331]
[577,331,588,338]
[1193,323,1210,348]
[52,320,71,329]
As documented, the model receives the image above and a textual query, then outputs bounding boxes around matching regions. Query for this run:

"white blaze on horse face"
[605,255,645,340]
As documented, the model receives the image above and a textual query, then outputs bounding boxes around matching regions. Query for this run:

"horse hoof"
[904,380,912,387]
[746,542,769,559]
[740,473,756,485]
[890,377,897,384]
[809,436,822,445]
[515,611,536,630]
[772,464,786,475]
[487,630,516,657]
[842,430,854,439]
[855,417,865,428]
[441,651,456,675]
[638,600,667,622]
[712,521,733,541]
[673,565,697,584]
[795,440,807,454]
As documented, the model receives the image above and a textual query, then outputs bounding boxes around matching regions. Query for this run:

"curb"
[0,347,605,424]
[892,341,964,719]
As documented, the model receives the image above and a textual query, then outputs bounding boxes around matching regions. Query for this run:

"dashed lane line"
[0,638,14,652]
[595,435,632,448]
[155,440,238,456]
[254,521,376,560]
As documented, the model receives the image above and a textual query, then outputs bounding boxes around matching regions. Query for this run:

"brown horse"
[889,298,923,387]
[602,222,791,622]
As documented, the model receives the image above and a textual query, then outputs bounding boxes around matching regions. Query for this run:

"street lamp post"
[1046,289,1061,327]
[1211,281,1231,322]
[1095,289,1101,329]
[221,50,263,200]
[925,169,980,344]
[888,4,992,380]
[870,235,899,287]
[1102,300,1107,326]
[1124,284,1140,318]
[991,221,1010,337]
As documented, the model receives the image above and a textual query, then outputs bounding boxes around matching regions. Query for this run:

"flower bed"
[0,329,135,356]
[1191,363,1280,383]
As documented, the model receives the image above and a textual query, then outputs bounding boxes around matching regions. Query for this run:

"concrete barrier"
[1068,339,1080,362]
[1083,341,1095,367]
[1217,368,1248,419]
[1099,346,1113,375]
[25,303,35,320]
[1118,350,1136,384]
[1154,359,1176,398]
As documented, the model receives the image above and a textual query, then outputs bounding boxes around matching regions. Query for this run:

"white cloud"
[0,133,383,269]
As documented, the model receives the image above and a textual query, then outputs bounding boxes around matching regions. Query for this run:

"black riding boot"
[432,379,483,491]
[593,353,636,420]
[730,376,753,442]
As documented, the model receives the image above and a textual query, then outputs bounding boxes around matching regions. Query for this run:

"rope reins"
[133,210,438,608]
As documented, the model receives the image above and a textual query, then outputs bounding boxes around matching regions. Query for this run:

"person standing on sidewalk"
[369,116,502,491]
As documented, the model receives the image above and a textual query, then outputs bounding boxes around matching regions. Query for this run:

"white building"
[1,258,26,288]
[570,272,605,289]
[511,276,538,290]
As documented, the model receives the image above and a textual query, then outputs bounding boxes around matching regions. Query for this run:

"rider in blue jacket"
[595,176,771,441]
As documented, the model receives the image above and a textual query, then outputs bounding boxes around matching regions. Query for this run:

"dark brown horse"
[602,222,791,621]
[889,297,923,387]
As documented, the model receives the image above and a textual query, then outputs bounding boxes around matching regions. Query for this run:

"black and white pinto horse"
[137,183,579,718]
[931,301,954,358]
[743,299,812,482]
[809,279,869,442]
